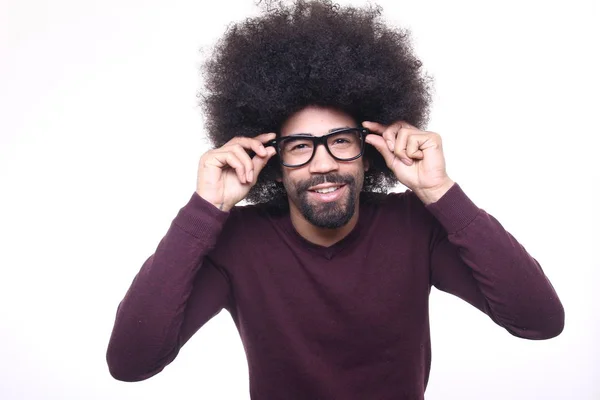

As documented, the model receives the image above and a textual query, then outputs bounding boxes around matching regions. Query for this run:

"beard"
[284,172,361,229]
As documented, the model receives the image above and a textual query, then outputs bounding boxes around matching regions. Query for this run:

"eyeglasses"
[266,127,368,168]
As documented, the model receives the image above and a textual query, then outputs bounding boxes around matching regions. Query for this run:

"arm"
[363,120,564,338]
[106,193,231,381]
[426,183,564,339]
[107,133,277,381]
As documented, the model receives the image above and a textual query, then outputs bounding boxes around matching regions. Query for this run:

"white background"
[1,0,598,399]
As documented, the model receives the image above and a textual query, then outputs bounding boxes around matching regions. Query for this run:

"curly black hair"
[199,0,432,204]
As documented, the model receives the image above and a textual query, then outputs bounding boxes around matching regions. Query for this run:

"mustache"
[295,173,355,196]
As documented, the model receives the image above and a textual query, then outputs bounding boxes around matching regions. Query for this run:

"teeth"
[314,186,339,194]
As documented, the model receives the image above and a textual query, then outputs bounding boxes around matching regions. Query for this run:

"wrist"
[195,191,233,212]
[217,202,234,212]
[414,178,455,205]
[210,202,232,212]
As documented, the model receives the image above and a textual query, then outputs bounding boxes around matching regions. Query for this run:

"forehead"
[280,106,357,137]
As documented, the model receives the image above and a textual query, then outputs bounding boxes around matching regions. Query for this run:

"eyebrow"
[289,126,353,137]
[329,126,352,133]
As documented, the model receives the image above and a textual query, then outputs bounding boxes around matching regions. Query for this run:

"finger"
[227,134,276,156]
[396,120,418,130]
[362,121,388,135]
[382,124,402,153]
[226,153,250,184]
[394,128,413,165]
[250,146,277,183]
[364,121,416,154]
[227,144,255,183]
[254,132,277,144]
[363,121,399,151]
[365,134,396,167]
[248,138,268,157]
[406,135,426,160]
[208,151,248,184]
[248,133,277,156]
[364,120,419,133]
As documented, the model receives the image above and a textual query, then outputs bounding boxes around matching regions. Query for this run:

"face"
[278,106,368,229]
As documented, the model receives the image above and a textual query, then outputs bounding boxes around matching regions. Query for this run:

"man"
[107,1,564,398]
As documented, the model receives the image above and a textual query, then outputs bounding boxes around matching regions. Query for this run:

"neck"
[288,203,360,247]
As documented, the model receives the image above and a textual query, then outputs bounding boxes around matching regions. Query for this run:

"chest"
[229,236,432,353]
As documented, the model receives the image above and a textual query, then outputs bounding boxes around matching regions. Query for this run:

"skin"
[278,106,368,247]
[195,132,277,211]
[363,120,455,205]
[196,105,455,247]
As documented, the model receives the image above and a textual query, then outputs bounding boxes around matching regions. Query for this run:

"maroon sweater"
[107,183,564,399]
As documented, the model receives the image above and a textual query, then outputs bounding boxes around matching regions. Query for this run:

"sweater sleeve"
[426,183,564,340]
[106,192,232,381]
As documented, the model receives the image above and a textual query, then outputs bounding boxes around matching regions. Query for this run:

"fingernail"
[248,170,254,182]
[387,140,394,151]
[402,158,412,165]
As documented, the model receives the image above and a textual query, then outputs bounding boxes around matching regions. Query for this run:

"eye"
[333,138,350,144]
[291,143,309,151]
[282,139,313,153]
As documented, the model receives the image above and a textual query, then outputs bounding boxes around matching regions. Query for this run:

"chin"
[302,196,356,229]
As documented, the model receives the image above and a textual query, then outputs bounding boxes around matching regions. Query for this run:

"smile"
[307,184,347,202]
[313,186,341,194]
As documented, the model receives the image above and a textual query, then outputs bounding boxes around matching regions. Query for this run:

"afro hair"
[199,0,432,204]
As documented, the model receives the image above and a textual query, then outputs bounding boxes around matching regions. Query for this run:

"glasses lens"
[278,129,364,166]
[327,130,362,160]
[279,137,314,166]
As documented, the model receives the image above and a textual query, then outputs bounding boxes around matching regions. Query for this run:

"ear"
[364,157,370,172]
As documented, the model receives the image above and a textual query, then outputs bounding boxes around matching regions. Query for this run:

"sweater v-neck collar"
[279,205,366,260]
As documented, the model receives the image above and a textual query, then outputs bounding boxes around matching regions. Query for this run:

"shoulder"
[360,189,437,235]
[361,189,430,215]
[226,200,287,226]
[214,200,288,248]
[207,201,287,270]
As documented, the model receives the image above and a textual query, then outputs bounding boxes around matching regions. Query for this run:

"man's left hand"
[363,120,455,205]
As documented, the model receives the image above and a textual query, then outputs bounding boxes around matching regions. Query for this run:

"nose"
[308,143,339,174]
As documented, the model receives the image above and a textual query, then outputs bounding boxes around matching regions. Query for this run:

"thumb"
[362,121,388,134]
[250,146,277,183]
[365,134,395,167]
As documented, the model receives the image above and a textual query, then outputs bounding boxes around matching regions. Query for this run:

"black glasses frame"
[266,127,369,168]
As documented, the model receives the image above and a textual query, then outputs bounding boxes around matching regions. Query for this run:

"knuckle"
[230,136,247,146]
[201,149,217,162]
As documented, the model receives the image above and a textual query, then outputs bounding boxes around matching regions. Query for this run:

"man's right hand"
[196,133,277,211]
